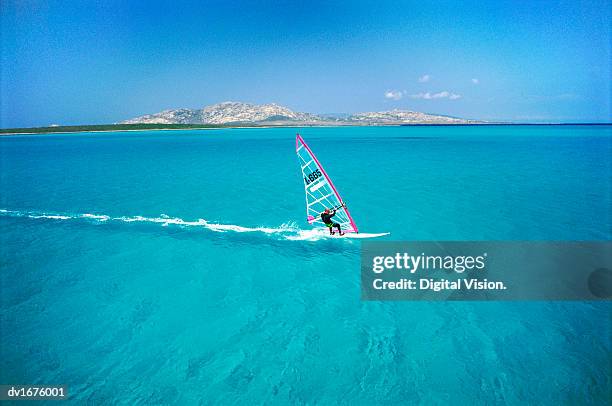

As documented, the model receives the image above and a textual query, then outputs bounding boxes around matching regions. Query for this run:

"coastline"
[1,122,610,136]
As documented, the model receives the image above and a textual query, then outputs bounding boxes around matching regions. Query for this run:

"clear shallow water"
[1,125,610,404]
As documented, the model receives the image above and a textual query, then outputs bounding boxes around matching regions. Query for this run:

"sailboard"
[295,134,359,234]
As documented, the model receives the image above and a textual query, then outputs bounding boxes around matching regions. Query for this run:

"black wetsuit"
[321,210,342,234]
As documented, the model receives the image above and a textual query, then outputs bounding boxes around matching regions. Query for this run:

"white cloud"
[410,92,432,99]
[471,78,479,84]
[418,74,431,83]
[384,90,404,100]
[409,91,461,100]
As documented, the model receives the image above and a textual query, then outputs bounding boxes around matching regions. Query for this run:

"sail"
[295,134,358,233]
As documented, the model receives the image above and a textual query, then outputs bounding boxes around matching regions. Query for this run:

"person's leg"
[327,224,334,235]
[335,223,344,235]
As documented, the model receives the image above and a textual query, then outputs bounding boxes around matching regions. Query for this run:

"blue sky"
[1,0,610,127]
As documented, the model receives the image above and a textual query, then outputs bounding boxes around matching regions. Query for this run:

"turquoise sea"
[1,125,611,404]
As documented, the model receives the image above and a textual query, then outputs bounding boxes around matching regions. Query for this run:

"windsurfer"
[321,206,344,235]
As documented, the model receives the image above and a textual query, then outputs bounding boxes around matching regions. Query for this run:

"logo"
[304,169,322,185]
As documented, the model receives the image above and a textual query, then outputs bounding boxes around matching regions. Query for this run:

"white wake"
[0,209,389,241]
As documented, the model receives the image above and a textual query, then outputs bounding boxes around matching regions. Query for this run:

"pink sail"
[295,134,358,233]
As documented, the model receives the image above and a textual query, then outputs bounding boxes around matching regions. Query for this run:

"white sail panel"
[296,134,358,233]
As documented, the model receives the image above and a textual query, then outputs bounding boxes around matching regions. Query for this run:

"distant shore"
[0,123,223,136]
[1,122,610,136]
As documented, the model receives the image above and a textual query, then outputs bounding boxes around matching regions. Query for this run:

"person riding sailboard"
[321,203,347,235]
[295,133,390,239]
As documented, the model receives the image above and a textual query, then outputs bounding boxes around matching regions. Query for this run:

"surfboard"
[295,134,389,238]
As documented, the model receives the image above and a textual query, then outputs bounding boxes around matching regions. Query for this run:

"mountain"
[347,109,480,124]
[121,102,480,125]
[121,102,323,125]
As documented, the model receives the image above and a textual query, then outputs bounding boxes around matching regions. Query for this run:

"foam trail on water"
[0,208,388,241]
[80,213,111,221]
